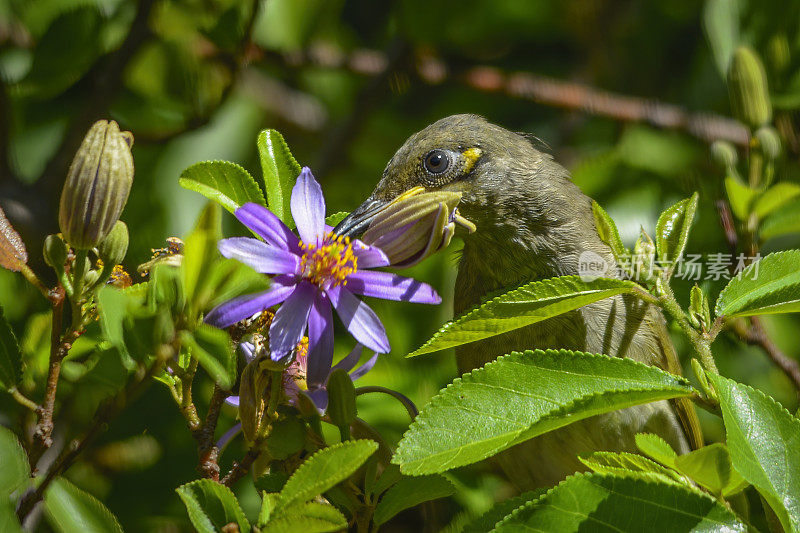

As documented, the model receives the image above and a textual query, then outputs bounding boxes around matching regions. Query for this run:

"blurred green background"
[1,0,799,530]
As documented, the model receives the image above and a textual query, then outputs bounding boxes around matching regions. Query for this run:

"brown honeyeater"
[335,114,702,490]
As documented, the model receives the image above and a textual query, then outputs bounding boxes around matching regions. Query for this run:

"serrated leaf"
[393,350,694,475]
[277,439,377,510]
[761,198,800,241]
[44,477,124,533]
[674,443,748,497]
[0,425,29,496]
[493,472,745,532]
[591,201,627,261]
[258,129,301,227]
[262,502,347,533]
[579,451,685,483]
[635,432,678,468]
[715,250,800,317]
[373,475,455,525]
[409,276,643,357]
[655,193,698,266]
[179,160,266,215]
[176,478,250,533]
[725,175,758,220]
[708,372,800,533]
[180,325,235,390]
[703,0,740,77]
[0,206,27,272]
[753,183,800,218]
[0,304,22,389]
[462,490,546,533]
[325,212,348,227]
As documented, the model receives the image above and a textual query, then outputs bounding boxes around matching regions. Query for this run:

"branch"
[221,446,261,487]
[731,317,800,398]
[195,385,228,481]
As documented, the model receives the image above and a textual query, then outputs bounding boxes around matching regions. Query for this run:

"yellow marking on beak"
[389,186,426,206]
[461,147,482,173]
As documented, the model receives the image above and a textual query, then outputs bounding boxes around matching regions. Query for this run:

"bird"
[334,114,702,490]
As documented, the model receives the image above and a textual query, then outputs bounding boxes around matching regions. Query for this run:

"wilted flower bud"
[755,126,781,160]
[361,189,476,268]
[710,140,738,170]
[727,46,772,129]
[43,234,68,272]
[59,120,134,249]
[97,221,129,266]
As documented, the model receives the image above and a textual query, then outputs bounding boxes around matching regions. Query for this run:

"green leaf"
[578,451,685,483]
[325,212,348,227]
[753,183,800,218]
[0,497,23,533]
[393,350,694,475]
[493,472,745,532]
[205,258,269,310]
[255,472,290,494]
[96,287,135,367]
[180,325,236,390]
[277,439,377,509]
[635,432,678,468]
[674,443,748,497]
[176,478,250,533]
[258,129,301,227]
[708,372,800,533]
[181,203,222,317]
[44,478,124,533]
[409,276,644,357]
[179,160,266,215]
[715,250,800,317]
[373,475,455,525]
[327,368,356,440]
[591,201,627,261]
[262,502,347,533]
[655,193,698,266]
[725,175,758,220]
[0,304,22,389]
[761,198,800,241]
[703,0,740,76]
[265,416,307,460]
[462,490,546,533]
[0,426,29,496]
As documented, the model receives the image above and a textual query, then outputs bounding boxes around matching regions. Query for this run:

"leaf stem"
[8,387,40,411]
[16,263,51,299]
[657,283,719,375]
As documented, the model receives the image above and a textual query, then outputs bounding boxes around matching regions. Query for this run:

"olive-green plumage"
[339,114,702,490]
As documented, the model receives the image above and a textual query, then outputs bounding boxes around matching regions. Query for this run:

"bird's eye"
[423,150,449,174]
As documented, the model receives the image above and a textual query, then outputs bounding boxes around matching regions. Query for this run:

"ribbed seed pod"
[97,221,129,266]
[727,46,772,129]
[59,120,134,249]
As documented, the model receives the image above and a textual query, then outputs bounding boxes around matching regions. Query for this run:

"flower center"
[299,232,358,288]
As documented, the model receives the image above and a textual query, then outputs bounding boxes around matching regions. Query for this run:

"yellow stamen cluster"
[299,232,358,288]
[108,264,132,288]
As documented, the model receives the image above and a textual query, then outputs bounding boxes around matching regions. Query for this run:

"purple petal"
[331,344,363,374]
[346,270,441,304]
[238,341,256,363]
[225,396,240,407]
[269,281,316,357]
[352,241,390,268]
[291,167,325,245]
[307,292,334,388]
[326,285,390,353]
[305,389,329,413]
[235,203,301,253]
[216,423,241,450]
[205,279,296,328]
[218,237,300,275]
[349,353,378,381]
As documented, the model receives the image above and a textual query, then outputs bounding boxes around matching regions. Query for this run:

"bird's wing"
[652,311,704,451]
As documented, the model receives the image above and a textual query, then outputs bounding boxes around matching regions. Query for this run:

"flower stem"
[9,387,39,411]
[16,263,50,299]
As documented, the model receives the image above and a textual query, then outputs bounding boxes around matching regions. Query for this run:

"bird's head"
[335,114,581,246]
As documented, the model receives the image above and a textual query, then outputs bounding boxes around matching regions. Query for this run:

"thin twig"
[731,318,800,398]
[195,385,228,481]
[221,446,261,487]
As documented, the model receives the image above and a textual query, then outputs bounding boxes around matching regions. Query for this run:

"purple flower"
[205,167,441,388]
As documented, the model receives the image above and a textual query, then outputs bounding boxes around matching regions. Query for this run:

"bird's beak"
[333,186,427,238]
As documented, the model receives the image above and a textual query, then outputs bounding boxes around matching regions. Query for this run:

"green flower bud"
[59,120,134,249]
[755,126,781,160]
[766,33,790,77]
[689,284,711,331]
[727,46,772,128]
[327,368,356,439]
[710,140,738,170]
[97,221,129,266]
[633,228,656,283]
[43,234,68,272]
